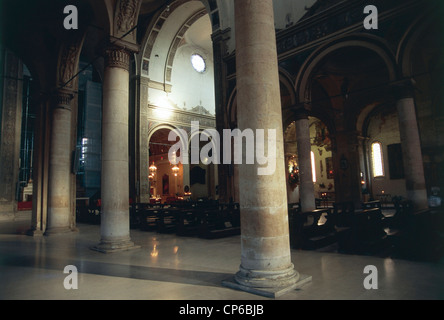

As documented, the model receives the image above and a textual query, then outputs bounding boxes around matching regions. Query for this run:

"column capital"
[104,45,131,71]
[389,78,415,100]
[292,106,309,121]
[52,89,75,111]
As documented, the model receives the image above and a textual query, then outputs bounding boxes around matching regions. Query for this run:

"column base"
[90,239,140,254]
[26,228,44,237]
[222,264,312,298]
[222,274,312,298]
[44,226,78,236]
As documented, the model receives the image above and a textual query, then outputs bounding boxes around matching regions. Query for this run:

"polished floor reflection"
[1,213,443,300]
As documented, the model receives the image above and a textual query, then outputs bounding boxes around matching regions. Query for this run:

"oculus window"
[191,54,206,73]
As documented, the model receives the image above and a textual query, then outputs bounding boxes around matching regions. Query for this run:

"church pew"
[290,208,337,250]
[198,208,240,239]
[332,201,355,227]
[391,207,444,262]
[339,207,390,255]
[156,208,180,233]
[137,205,161,231]
[176,208,203,236]
[362,200,382,209]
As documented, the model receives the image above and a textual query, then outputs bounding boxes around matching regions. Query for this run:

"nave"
[1,211,443,300]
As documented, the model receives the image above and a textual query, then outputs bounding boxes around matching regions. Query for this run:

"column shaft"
[397,97,428,209]
[295,117,316,212]
[226,0,310,295]
[45,91,74,234]
[92,46,138,252]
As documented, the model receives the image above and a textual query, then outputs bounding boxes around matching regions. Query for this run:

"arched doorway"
[297,39,396,206]
[284,116,334,207]
[361,103,406,206]
[136,0,217,204]
[148,127,185,204]
[188,129,218,201]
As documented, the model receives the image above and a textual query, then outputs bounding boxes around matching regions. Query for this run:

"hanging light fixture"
[149,161,157,173]
[172,164,179,176]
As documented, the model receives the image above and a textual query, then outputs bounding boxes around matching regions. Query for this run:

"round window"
[191,54,206,73]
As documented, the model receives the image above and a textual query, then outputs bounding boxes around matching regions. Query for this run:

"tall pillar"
[395,82,428,210]
[91,46,139,253]
[137,76,151,203]
[333,131,362,208]
[223,0,311,298]
[294,110,316,212]
[212,28,231,203]
[0,50,22,218]
[45,90,75,235]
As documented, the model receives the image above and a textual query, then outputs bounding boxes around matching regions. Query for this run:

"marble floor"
[1,212,444,300]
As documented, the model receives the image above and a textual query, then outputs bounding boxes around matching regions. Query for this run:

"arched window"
[311,151,316,182]
[371,142,384,177]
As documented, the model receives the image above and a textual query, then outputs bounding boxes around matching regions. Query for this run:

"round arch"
[295,34,399,105]
[279,68,298,130]
[138,0,219,79]
[227,69,298,130]
[397,9,442,78]
[147,123,189,201]
[147,123,188,152]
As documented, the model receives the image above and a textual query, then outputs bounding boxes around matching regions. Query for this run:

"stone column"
[137,76,151,203]
[294,110,316,212]
[45,90,75,235]
[395,83,428,210]
[212,28,231,203]
[333,131,362,208]
[91,46,139,252]
[0,50,22,218]
[223,0,310,298]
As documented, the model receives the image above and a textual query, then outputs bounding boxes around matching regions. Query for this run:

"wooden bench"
[137,205,162,231]
[176,208,203,236]
[156,208,180,233]
[339,207,390,255]
[198,208,240,239]
[362,200,381,209]
[332,201,355,227]
[290,208,337,250]
[391,207,444,262]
